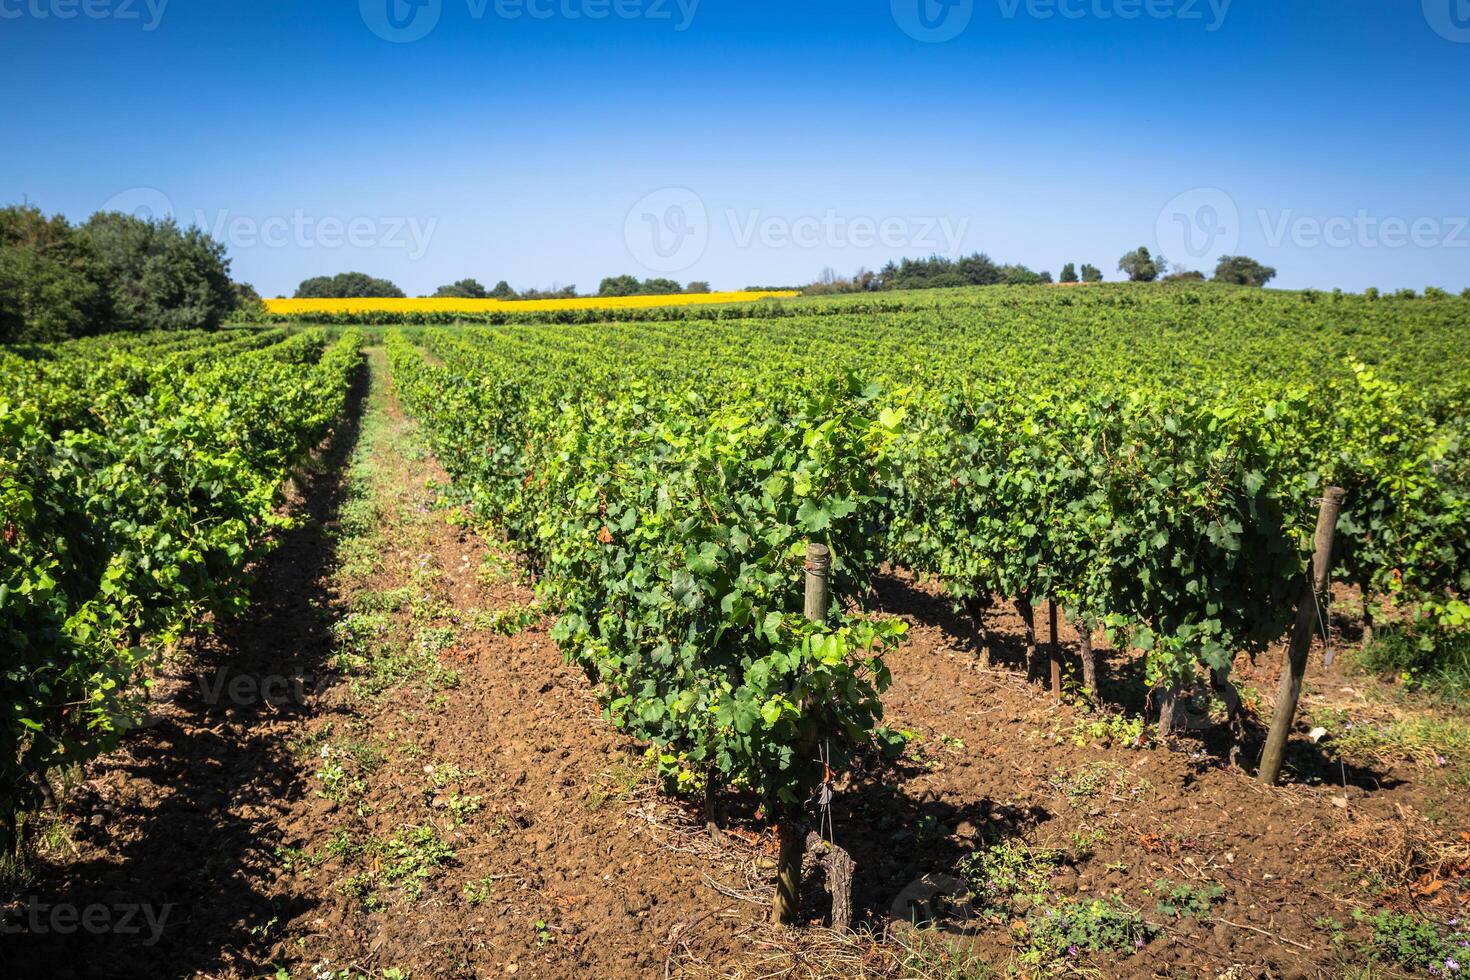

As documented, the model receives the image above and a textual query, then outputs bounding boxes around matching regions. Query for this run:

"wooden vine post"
[772,542,830,926]
[1258,488,1345,785]
[1048,599,1062,697]
[1014,597,1039,683]
[1075,619,1098,694]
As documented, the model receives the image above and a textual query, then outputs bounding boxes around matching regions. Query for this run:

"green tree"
[489,280,518,300]
[685,281,712,294]
[0,205,113,343]
[1118,246,1165,283]
[82,211,236,332]
[231,281,267,318]
[998,264,1052,285]
[294,271,405,299]
[519,284,577,300]
[598,274,642,297]
[1080,263,1103,283]
[1059,262,1078,283]
[434,278,489,299]
[599,275,684,297]
[1213,255,1277,288]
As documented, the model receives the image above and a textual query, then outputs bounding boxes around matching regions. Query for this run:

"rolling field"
[3,283,1469,979]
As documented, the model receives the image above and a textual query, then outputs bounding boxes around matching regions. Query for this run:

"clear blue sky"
[3,0,1467,295]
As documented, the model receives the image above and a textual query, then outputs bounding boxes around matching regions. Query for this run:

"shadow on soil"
[835,762,1051,931]
[3,360,367,980]
[870,570,1402,796]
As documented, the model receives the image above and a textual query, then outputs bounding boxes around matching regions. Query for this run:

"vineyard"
[4,283,1470,978]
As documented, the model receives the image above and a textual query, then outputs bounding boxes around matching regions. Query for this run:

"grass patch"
[1149,878,1224,920]
[1340,909,1469,975]
[333,825,456,908]
[959,841,1064,916]
[585,763,642,811]
[1310,707,1470,782]
[1358,624,1470,703]
[353,587,415,615]
[470,604,541,636]
[1047,761,1148,808]
[1020,897,1153,966]
[1051,712,1152,750]
[379,825,456,901]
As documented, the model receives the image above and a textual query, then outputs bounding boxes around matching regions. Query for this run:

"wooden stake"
[771,820,804,926]
[1048,599,1062,697]
[772,543,831,926]
[963,595,992,669]
[704,772,721,843]
[804,543,830,625]
[1015,597,1038,682]
[1076,619,1098,694]
[1258,488,1345,785]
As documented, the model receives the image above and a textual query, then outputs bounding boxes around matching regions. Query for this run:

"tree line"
[0,205,245,344]
[318,252,1282,301]
[1115,246,1278,287]
[798,249,1281,295]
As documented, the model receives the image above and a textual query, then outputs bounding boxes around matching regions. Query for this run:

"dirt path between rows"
[5,350,1466,979]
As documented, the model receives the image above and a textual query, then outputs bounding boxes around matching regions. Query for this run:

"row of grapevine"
[388,331,910,921]
[890,363,1470,698]
[0,329,363,852]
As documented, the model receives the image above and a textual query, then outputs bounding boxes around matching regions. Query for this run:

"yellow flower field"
[264,291,798,315]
